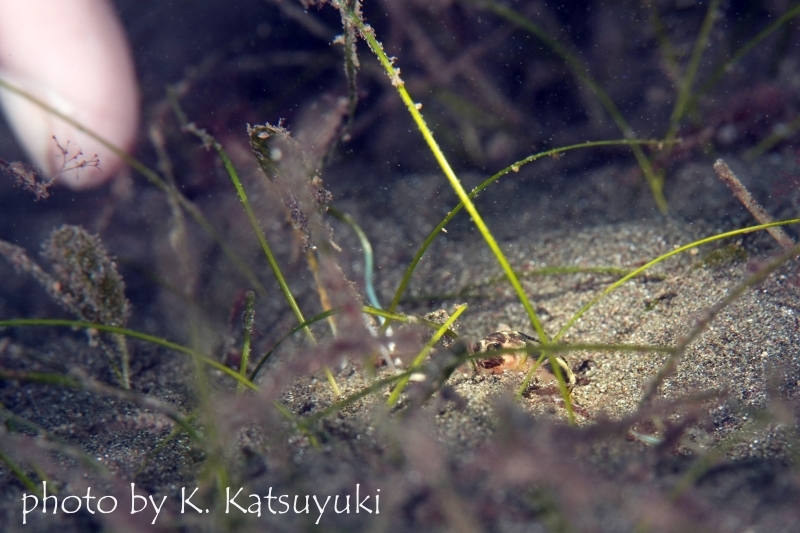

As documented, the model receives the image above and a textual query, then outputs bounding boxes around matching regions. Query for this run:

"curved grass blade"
[0,444,43,495]
[406,265,663,304]
[327,206,382,313]
[250,309,337,382]
[554,219,800,341]
[639,239,800,407]
[467,0,668,213]
[383,139,674,332]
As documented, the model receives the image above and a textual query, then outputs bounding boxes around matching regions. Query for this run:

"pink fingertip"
[0,0,139,190]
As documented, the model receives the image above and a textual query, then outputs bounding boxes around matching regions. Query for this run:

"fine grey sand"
[6,152,798,532]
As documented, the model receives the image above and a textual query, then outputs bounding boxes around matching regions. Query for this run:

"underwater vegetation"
[1,0,800,531]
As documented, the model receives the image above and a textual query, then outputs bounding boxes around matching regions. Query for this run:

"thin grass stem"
[386,304,466,407]
[135,412,198,477]
[690,5,800,111]
[301,253,342,395]
[237,291,256,395]
[0,446,42,496]
[336,7,548,344]
[250,309,337,382]
[308,370,409,423]
[169,94,314,340]
[0,318,257,391]
[0,75,266,295]
[664,0,722,143]
[639,240,800,407]
[648,7,681,82]
[468,0,669,213]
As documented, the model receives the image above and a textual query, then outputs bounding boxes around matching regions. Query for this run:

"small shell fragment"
[470,330,576,392]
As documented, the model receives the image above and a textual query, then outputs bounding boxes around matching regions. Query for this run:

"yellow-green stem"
[382,138,677,334]
[386,304,467,407]
[338,6,548,345]
[0,318,257,391]
[554,219,800,341]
